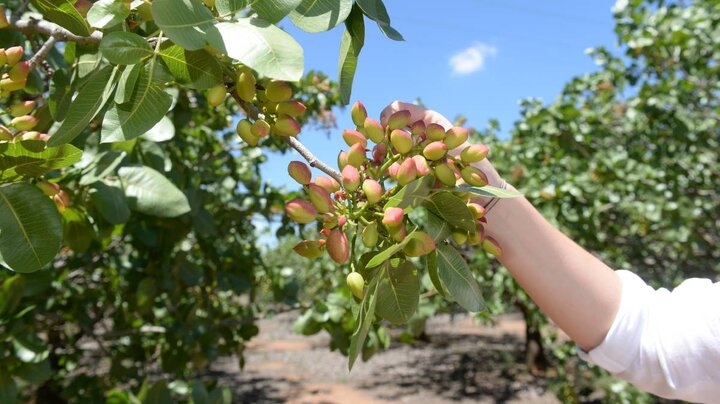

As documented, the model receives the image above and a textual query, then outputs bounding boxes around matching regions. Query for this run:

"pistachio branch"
[230,89,343,184]
[28,36,56,70]
[8,18,102,45]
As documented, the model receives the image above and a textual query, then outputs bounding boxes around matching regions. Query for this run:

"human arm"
[381,101,622,351]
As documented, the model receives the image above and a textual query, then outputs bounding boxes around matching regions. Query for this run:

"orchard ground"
[210,312,560,403]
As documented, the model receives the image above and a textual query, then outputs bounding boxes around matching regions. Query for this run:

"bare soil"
[208,312,560,404]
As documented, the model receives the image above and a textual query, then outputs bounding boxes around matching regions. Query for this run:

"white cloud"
[449,43,497,76]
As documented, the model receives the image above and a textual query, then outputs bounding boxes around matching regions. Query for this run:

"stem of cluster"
[27,36,56,70]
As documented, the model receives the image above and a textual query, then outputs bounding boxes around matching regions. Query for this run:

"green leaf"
[119,166,191,218]
[375,260,419,324]
[384,175,433,210]
[101,64,173,143]
[30,0,91,36]
[436,244,485,312]
[290,0,353,33]
[424,191,476,233]
[0,368,18,404]
[158,43,223,90]
[215,0,247,17]
[0,276,25,318]
[48,66,120,146]
[355,0,404,41]
[365,230,418,268]
[423,210,452,242]
[348,276,379,370]
[87,0,131,29]
[142,116,175,142]
[426,250,447,297]
[0,183,63,273]
[79,150,127,186]
[0,141,83,183]
[115,64,142,104]
[152,0,226,52]
[62,207,94,252]
[337,5,364,105]
[455,184,524,199]
[100,32,153,65]
[216,18,304,81]
[91,180,131,224]
[252,0,302,23]
[144,380,172,404]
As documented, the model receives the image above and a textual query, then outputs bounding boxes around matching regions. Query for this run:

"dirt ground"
[208,312,560,404]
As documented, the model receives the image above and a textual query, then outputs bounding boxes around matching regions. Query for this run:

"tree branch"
[28,36,56,70]
[229,88,343,184]
[9,18,102,45]
[284,136,342,183]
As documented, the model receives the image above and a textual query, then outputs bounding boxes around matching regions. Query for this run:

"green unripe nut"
[251,119,271,138]
[285,198,317,224]
[10,115,37,131]
[461,166,489,187]
[342,129,367,148]
[351,101,367,127]
[337,150,349,170]
[467,202,486,219]
[316,176,340,193]
[276,100,307,117]
[461,144,490,164]
[362,222,379,248]
[387,110,411,130]
[444,126,469,150]
[423,141,447,161]
[482,236,502,256]
[412,155,431,177]
[363,118,385,143]
[236,69,256,102]
[382,207,404,231]
[236,119,259,146]
[265,80,292,102]
[426,123,446,141]
[341,165,361,192]
[10,100,35,118]
[362,179,382,204]
[347,272,365,299]
[327,229,350,264]
[410,120,426,137]
[396,158,417,186]
[207,85,226,107]
[5,46,23,66]
[308,183,334,214]
[435,163,457,187]
[390,129,412,154]
[273,114,301,137]
[451,231,468,245]
[288,161,312,185]
[347,143,366,168]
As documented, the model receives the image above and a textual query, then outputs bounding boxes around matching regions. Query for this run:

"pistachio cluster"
[0,46,44,142]
[284,102,502,299]
[205,65,306,145]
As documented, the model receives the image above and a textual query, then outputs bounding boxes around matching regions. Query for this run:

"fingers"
[380,100,452,129]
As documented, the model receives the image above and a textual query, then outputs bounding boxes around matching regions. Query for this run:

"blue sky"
[261,0,619,191]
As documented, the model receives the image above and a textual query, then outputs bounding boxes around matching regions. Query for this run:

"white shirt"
[579,270,720,403]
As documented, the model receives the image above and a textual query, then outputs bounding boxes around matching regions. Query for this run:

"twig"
[28,36,56,70]
[9,18,102,45]
[230,88,343,183]
[284,136,343,184]
[12,0,30,19]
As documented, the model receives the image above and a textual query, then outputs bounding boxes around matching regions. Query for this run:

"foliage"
[473,0,720,401]
[0,0,397,400]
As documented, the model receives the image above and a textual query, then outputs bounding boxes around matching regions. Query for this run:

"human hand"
[379,101,507,197]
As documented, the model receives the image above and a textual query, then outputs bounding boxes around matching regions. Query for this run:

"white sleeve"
[578,270,720,403]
